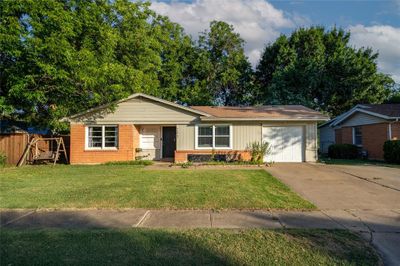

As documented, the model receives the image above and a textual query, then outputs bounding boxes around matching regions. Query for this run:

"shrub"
[104,160,153,166]
[0,152,6,167]
[204,160,260,165]
[174,162,193,168]
[383,140,400,164]
[328,144,358,159]
[248,141,271,164]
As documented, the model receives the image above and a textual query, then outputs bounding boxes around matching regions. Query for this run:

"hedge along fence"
[383,140,400,164]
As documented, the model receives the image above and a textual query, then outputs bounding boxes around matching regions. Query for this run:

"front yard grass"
[0,228,380,266]
[0,165,314,209]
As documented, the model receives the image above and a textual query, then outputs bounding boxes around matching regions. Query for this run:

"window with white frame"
[353,126,362,146]
[215,125,230,147]
[197,125,213,148]
[196,124,232,149]
[87,125,118,149]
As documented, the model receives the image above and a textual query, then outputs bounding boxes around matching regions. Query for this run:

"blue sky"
[150,0,400,83]
[272,1,400,28]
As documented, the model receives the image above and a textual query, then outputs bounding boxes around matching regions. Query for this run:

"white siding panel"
[176,124,195,150]
[178,121,318,163]
[232,123,262,150]
[341,112,386,127]
[177,123,262,151]
[319,125,335,154]
[305,123,317,162]
[77,97,199,123]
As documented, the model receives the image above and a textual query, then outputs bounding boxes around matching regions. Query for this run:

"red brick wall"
[175,150,251,163]
[70,124,138,164]
[334,123,390,160]
[335,127,352,144]
[362,123,388,160]
[391,122,400,140]
[335,129,342,144]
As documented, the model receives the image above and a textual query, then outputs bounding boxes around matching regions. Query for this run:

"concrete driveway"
[267,163,400,266]
[267,163,400,210]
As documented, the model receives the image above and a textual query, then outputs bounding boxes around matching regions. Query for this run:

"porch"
[136,125,176,161]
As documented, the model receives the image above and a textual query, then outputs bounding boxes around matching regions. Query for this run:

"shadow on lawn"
[1,229,229,265]
[0,210,382,266]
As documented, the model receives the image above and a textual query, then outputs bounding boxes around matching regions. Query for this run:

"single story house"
[319,104,400,159]
[66,93,328,164]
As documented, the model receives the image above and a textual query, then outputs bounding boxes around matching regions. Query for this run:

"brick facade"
[334,123,391,160]
[361,123,388,160]
[175,150,252,163]
[70,124,139,164]
[391,122,400,140]
[70,124,252,164]
[335,127,352,144]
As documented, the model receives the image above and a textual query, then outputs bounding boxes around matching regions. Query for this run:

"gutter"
[200,117,329,122]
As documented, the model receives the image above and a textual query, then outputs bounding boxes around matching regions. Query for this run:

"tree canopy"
[1,1,397,130]
[1,0,200,129]
[255,27,395,116]
[1,1,254,130]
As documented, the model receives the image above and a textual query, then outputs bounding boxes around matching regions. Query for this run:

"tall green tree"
[187,21,253,106]
[0,0,194,130]
[255,27,395,116]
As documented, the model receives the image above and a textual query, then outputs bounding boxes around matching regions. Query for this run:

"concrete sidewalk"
[2,208,399,265]
[2,208,399,231]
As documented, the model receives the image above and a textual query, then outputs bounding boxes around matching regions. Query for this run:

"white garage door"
[262,126,303,162]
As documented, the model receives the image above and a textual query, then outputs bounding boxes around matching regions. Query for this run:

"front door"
[162,127,176,158]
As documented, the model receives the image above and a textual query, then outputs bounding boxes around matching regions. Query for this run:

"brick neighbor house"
[65,93,328,164]
[319,104,400,160]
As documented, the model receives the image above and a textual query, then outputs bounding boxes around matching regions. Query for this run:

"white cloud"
[349,25,400,83]
[150,1,399,83]
[150,0,301,66]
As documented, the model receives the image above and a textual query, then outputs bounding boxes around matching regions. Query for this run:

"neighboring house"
[319,104,400,159]
[66,93,328,164]
[0,120,51,135]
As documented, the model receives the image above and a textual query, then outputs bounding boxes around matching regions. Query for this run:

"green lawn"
[0,228,379,266]
[0,165,314,209]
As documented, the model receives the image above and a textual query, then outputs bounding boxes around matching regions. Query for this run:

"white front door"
[262,126,303,162]
[139,126,161,160]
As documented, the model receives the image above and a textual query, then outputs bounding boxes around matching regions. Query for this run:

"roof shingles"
[190,105,329,120]
[359,104,400,117]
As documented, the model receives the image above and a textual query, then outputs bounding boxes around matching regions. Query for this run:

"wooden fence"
[0,133,70,166]
[0,133,30,165]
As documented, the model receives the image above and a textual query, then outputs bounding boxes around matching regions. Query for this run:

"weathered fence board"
[0,134,70,166]
[0,133,29,165]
